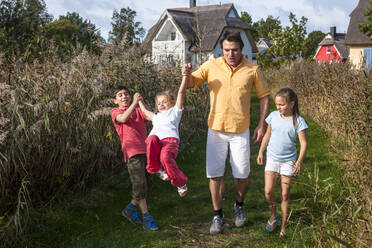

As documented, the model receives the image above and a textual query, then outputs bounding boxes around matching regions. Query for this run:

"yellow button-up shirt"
[191,57,270,133]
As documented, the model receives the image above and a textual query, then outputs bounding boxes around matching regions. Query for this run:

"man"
[182,31,270,234]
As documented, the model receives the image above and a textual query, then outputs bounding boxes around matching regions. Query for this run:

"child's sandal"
[265,214,280,232]
[177,185,187,197]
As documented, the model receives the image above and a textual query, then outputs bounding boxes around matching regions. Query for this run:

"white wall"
[152,17,184,64]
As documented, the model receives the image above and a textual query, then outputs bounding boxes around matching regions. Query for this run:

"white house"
[142,1,257,66]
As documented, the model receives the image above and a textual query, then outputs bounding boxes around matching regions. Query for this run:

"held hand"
[253,124,265,144]
[133,93,142,105]
[182,63,192,76]
[292,161,301,174]
[257,154,264,165]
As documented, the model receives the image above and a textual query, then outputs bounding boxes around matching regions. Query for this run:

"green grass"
[11,92,338,248]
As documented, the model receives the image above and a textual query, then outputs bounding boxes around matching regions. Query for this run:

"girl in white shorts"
[257,88,308,237]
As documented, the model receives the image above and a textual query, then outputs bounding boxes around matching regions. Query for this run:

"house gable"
[314,28,349,62]
[256,38,272,51]
[154,15,183,42]
[143,3,257,64]
[226,6,238,18]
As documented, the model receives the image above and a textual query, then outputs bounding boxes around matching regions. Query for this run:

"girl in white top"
[257,87,308,237]
[139,76,188,197]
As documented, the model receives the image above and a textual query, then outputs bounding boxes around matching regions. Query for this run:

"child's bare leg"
[280,175,292,234]
[265,171,279,228]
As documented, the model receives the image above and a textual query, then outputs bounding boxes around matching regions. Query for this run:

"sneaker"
[209,215,225,234]
[177,184,188,197]
[155,169,169,181]
[143,214,159,231]
[122,207,141,225]
[234,203,247,227]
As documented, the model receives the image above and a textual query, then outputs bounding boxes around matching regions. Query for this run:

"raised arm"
[293,130,307,174]
[115,93,142,123]
[182,63,195,89]
[257,125,271,165]
[176,76,188,109]
[253,95,270,143]
[138,100,155,121]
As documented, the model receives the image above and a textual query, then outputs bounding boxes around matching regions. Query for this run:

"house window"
[171,32,176,41]
[326,46,331,54]
[167,55,174,63]
[364,48,372,69]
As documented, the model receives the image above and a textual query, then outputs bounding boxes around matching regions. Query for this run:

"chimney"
[330,26,336,37]
[190,0,196,8]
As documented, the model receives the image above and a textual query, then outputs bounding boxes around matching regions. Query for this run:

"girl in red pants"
[138,76,188,197]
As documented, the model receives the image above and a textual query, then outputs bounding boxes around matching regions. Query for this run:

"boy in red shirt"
[111,86,158,231]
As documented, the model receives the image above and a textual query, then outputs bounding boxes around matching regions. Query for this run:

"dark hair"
[275,87,300,128]
[219,31,244,50]
[113,86,130,97]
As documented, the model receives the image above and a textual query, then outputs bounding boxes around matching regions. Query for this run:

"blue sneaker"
[142,213,159,231]
[122,205,141,225]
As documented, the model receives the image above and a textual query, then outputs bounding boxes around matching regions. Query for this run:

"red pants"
[145,135,187,187]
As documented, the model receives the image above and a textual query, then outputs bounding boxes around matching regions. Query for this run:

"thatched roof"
[345,0,372,45]
[142,3,257,53]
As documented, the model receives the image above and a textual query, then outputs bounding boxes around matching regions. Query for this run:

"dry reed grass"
[264,61,371,247]
[0,43,208,243]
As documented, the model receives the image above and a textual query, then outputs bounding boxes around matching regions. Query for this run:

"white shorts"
[206,128,250,179]
[265,157,295,176]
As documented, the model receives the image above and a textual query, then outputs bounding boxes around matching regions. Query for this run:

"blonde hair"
[155,90,176,111]
[155,90,175,106]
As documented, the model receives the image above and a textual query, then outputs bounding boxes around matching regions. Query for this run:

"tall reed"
[0,42,208,243]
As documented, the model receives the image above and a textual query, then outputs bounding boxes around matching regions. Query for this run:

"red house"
[314,26,349,63]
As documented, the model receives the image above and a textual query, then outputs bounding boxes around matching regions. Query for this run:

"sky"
[44,0,360,41]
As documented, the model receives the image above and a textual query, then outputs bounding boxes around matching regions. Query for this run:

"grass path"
[21,93,336,248]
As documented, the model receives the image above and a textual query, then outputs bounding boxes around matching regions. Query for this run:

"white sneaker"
[177,184,187,197]
[155,169,169,181]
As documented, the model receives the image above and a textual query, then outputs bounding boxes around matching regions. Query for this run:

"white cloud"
[44,0,360,40]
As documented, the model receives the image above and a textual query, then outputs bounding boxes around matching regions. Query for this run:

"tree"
[41,12,103,56]
[302,31,325,59]
[240,11,253,28]
[359,0,372,39]
[240,11,258,41]
[269,12,308,61]
[251,15,281,41]
[109,7,145,46]
[0,0,52,59]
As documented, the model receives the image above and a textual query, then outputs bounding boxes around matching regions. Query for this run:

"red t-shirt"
[111,107,147,162]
